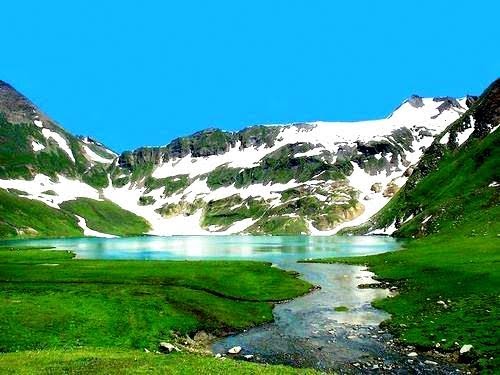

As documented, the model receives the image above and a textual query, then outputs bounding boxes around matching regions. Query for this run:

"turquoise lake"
[0,235,401,262]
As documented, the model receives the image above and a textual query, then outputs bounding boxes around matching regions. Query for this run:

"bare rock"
[370,183,382,193]
[228,346,242,354]
[159,342,180,353]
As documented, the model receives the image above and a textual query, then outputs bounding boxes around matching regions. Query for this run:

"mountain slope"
[0,81,146,238]
[0,79,480,237]
[310,79,500,372]
[343,78,499,237]
[105,96,471,235]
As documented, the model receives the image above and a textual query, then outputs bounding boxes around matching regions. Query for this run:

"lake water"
[1,235,460,372]
[0,235,400,261]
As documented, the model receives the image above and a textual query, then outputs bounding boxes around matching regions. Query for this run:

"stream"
[2,235,465,373]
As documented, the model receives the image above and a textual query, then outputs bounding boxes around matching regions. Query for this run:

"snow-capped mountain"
[0,79,485,237]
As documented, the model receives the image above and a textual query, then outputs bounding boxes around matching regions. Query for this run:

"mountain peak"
[407,95,424,108]
[0,79,39,124]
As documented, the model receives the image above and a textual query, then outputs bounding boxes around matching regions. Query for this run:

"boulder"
[383,182,400,197]
[403,166,414,177]
[459,344,473,354]
[370,183,382,193]
[159,342,180,353]
[459,344,476,363]
[228,346,242,354]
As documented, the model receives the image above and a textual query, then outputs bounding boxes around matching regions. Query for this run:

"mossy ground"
[0,247,313,373]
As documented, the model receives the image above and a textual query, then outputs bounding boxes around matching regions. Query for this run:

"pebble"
[425,360,438,365]
[407,352,418,357]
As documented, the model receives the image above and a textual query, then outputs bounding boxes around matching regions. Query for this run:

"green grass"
[310,226,500,372]
[144,175,190,196]
[334,306,349,312]
[60,198,151,236]
[0,188,83,238]
[0,349,320,374]
[201,195,268,230]
[0,247,311,353]
[246,216,309,235]
[322,84,500,372]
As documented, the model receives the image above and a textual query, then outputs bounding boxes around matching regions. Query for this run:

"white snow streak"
[31,140,45,152]
[76,215,117,238]
[82,144,114,164]
[41,128,75,162]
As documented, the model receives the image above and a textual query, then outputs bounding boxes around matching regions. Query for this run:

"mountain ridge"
[1,79,495,238]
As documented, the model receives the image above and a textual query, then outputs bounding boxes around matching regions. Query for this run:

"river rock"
[159,342,180,353]
[407,352,418,357]
[437,300,448,308]
[228,346,242,354]
[459,344,476,363]
[460,344,473,354]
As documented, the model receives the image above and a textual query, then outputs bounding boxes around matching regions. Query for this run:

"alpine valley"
[1,79,497,239]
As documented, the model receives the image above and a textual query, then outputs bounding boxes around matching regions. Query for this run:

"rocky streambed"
[212,262,466,374]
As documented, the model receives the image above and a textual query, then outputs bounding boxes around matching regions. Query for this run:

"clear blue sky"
[2,1,498,152]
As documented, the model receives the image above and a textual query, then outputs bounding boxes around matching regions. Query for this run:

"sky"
[1,1,499,152]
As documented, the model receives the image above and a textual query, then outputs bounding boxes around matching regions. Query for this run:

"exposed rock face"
[345,79,500,237]
[0,78,480,236]
[408,95,424,108]
[0,80,40,124]
[117,126,283,168]
[383,182,400,198]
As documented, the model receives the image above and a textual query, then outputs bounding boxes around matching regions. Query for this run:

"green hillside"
[60,198,151,236]
[0,188,83,238]
[314,79,500,372]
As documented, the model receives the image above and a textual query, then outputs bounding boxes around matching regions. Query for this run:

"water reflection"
[1,235,401,261]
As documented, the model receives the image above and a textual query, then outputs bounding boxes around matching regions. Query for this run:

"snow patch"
[456,116,475,147]
[294,148,324,158]
[439,132,450,145]
[76,215,117,238]
[0,174,100,208]
[31,140,45,152]
[41,128,75,162]
[367,220,397,235]
[82,144,114,164]
[33,120,43,128]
